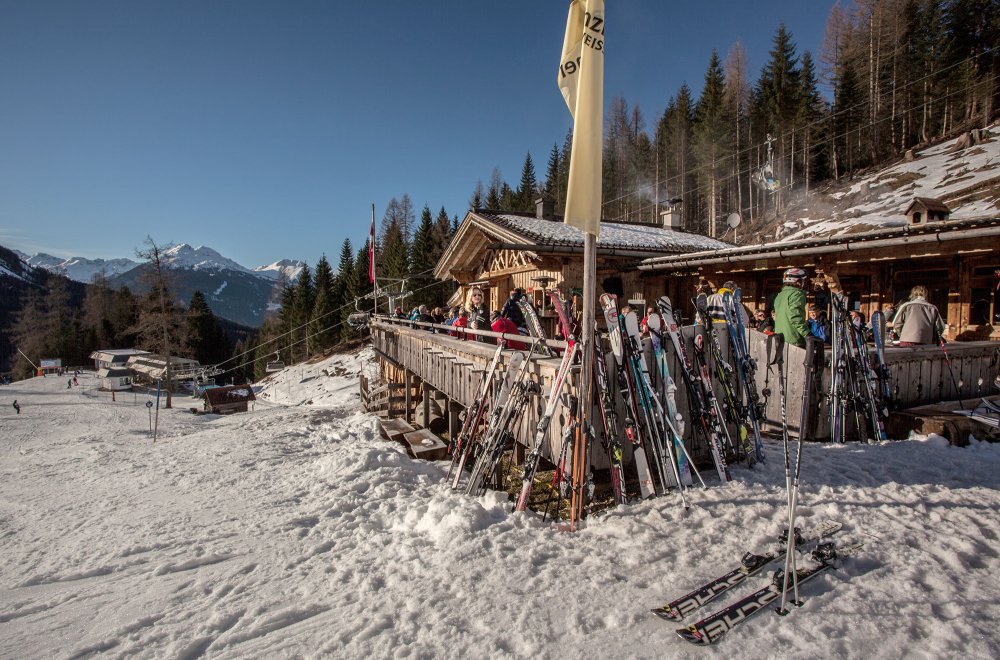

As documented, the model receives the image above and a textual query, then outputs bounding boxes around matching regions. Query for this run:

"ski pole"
[938,338,965,409]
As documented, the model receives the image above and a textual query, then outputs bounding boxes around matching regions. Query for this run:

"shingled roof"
[476,211,732,253]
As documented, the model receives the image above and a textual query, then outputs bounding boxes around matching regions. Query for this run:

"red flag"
[368,209,376,284]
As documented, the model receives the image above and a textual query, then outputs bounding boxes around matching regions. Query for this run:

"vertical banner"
[559,0,604,237]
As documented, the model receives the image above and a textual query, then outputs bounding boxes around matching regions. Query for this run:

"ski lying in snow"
[651,520,842,622]
[675,540,862,646]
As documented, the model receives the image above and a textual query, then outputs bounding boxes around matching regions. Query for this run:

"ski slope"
[1,350,999,658]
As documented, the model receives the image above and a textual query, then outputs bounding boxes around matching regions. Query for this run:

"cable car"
[265,352,285,373]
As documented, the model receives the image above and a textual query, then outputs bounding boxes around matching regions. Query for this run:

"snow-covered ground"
[2,351,1000,658]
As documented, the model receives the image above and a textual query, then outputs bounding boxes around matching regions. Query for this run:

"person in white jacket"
[892,286,945,346]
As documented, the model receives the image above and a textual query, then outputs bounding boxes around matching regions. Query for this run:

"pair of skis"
[675,539,863,645]
[650,521,859,645]
[828,289,887,443]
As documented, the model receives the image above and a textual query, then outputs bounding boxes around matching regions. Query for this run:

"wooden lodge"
[364,208,999,491]
[637,216,1000,341]
[434,200,731,335]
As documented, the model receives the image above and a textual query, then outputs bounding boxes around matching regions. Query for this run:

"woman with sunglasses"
[466,287,490,340]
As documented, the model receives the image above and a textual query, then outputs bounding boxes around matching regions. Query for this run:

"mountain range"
[10,244,305,327]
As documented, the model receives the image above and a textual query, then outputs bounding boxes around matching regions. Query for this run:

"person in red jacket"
[450,307,470,339]
[491,311,525,349]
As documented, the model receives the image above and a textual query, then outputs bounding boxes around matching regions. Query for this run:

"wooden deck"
[367,318,1000,469]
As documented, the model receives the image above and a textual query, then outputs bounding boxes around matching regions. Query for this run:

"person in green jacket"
[773,268,810,348]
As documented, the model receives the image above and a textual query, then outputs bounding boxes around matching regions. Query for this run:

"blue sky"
[0,0,835,268]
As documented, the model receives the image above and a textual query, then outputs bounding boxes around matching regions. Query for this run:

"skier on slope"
[12,400,20,414]
[773,268,810,348]
[892,285,946,346]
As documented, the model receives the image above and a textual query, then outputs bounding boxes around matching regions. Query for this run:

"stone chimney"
[535,196,555,221]
[659,198,683,229]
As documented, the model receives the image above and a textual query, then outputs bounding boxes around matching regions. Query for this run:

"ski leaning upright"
[601,293,656,499]
[722,290,766,462]
[514,293,580,512]
[657,296,727,483]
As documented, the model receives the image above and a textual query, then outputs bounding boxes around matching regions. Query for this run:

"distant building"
[96,367,133,391]
[203,385,255,414]
[126,354,201,382]
[90,349,150,371]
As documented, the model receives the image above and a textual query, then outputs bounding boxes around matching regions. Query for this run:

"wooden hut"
[434,201,731,333]
[203,385,255,414]
[638,216,1000,340]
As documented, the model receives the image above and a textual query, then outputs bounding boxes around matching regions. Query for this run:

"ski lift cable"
[208,268,450,380]
[208,266,438,373]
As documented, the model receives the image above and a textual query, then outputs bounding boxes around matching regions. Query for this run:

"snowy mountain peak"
[253,259,306,282]
[162,243,251,274]
[19,252,139,283]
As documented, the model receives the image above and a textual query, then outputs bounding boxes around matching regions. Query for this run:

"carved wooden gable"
[485,248,534,274]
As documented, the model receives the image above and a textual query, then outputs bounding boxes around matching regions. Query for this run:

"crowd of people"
[387,271,946,352]
[768,269,945,348]
[391,287,534,349]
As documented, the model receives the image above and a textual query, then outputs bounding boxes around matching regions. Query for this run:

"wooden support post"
[422,382,431,429]
[404,369,412,424]
[449,399,462,443]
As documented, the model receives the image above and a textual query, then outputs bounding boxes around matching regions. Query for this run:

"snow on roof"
[479,211,733,253]
[89,349,151,361]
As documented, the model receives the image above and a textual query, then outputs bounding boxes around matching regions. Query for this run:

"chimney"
[660,198,683,229]
[535,196,555,220]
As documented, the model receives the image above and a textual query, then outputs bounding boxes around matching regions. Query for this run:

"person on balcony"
[491,311,525,350]
[450,308,470,340]
[501,288,527,331]
[892,285,945,346]
[466,288,489,341]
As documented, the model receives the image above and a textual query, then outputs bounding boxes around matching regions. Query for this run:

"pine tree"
[381,220,409,282]
[353,239,375,327]
[409,206,435,305]
[307,255,337,353]
[292,264,314,360]
[694,50,734,237]
[186,290,229,365]
[557,128,573,214]
[469,181,484,210]
[797,50,829,190]
[336,238,356,343]
[544,143,560,199]
[308,285,335,354]
[499,182,515,211]
[515,152,538,212]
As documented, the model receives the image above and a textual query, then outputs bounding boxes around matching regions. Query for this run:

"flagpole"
[371,203,377,317]
[575,232,596,528]
[558,0,604,530]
